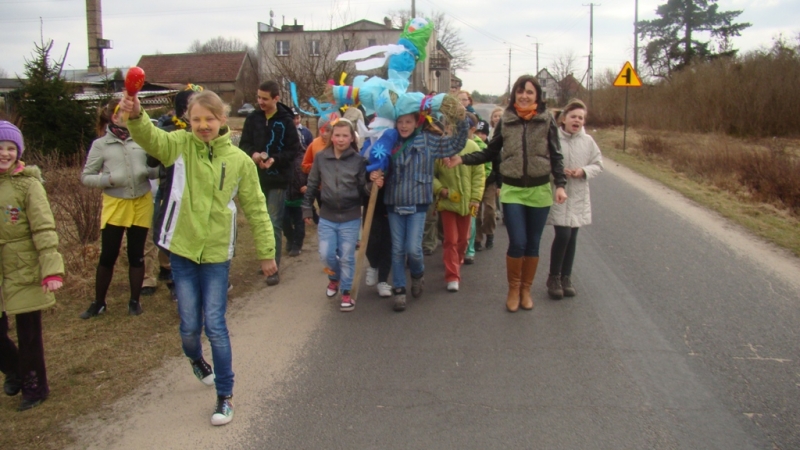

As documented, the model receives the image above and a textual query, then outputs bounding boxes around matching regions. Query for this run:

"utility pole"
[526,35,540,74]
[507,48,512,95]
[634,0,639,72]
[411,0,420,91]
[585,3,600,107]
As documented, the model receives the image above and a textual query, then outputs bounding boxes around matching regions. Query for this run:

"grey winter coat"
[81,128,158,198]
[547,127,603,228]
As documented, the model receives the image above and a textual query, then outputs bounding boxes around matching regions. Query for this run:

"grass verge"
[590,127,800,256]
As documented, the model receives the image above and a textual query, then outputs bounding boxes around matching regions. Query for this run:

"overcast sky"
[0,0,796,96]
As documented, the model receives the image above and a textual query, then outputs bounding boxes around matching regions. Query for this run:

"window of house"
[368,38,377,47]
[309,40,321,56]
[343,39,351,51]
[541,91,547,100]
[539,78,547,87]
[276,40,290,56]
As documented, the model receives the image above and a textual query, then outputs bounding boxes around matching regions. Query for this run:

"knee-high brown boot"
[506,256,523,312]
[520,257,539,310]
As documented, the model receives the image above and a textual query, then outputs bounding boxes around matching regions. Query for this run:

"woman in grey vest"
[446,75,567,313]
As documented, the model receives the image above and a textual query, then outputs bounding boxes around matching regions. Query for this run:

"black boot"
[82,265,113,319]
[128,298,143,316]
[561,275,577,297]
[546,274,564,300]
[486,234,494,249]
[79,301,107,319]
[3,372,21,396]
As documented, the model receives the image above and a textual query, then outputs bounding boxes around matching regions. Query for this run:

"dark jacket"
[239,102,301,190]
[302,146,371,223]
[462,108,566,188]
[286,147,308,202]
[298,125,313,150]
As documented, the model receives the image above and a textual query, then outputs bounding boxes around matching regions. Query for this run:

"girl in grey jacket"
[79,99,158,319]
[546,99,603,299]
[302,119,380,312]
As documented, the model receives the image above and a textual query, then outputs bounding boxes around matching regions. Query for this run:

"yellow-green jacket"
[127,111,275,263]
[0,165,64,314]
[433,139,485,216]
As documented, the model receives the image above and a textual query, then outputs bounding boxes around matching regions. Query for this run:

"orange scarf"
[513,102,538,121]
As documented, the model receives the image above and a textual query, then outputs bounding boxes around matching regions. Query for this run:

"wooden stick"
[351,182,380,301]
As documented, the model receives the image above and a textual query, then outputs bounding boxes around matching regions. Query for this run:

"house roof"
[334,19,393,32]
[136,52,247,84]
[0,79,24,90]
[436,41,453,59]
[536,68,557,81]
[560,73,585,91]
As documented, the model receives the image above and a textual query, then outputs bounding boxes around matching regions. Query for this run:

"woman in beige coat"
[546,99,603,299]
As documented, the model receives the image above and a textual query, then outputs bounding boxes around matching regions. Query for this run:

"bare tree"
[550,50,579,104]
[259,31,376,111]
[386,9,472,73]
[188,36,250,53]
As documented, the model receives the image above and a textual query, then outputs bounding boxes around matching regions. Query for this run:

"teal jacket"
[127,111,275,263]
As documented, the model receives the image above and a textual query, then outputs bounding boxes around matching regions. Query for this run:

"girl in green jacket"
[433,114,485,292]
[0,121,64,411]
[119,91,277,426]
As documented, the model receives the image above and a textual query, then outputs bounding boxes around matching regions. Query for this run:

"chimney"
[383,16,392,28]
[86,0,104,73]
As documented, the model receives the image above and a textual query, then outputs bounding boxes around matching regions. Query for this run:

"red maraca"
[122,66,146,121]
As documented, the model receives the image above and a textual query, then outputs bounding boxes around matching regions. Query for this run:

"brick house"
[136,51,258,107]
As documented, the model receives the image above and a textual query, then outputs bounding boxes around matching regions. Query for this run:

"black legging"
[366,214,392,283]
[549,226,579,276]
[96,224,148,303]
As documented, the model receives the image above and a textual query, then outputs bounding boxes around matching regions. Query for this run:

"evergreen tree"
[638,0,751,79]
[12,40,95,157]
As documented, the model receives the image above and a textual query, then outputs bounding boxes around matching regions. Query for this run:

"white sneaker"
[376,282,392,297]
[447,281,459,292]
[365,267,378,286]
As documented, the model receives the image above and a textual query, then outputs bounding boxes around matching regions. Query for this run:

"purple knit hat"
[0,121,24,160]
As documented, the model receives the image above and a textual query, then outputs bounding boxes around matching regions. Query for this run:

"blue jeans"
[170,254,233,397]
[265,188,286,266]
[387,210,427,289]
[502,202,550,258]
[317,218,360,292]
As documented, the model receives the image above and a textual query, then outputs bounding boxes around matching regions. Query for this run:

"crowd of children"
[0,75,602,428]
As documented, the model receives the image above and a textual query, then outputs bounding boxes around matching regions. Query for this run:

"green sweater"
[128,111,276,263]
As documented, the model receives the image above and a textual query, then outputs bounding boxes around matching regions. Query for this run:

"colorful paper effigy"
[292,17,462,172]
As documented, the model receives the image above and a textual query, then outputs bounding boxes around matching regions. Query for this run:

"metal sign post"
[613,61,643,153]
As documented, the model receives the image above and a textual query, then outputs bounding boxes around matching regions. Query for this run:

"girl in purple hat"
[0,121,64,411]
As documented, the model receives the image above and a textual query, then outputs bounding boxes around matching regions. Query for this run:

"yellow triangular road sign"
[613,61,642,87]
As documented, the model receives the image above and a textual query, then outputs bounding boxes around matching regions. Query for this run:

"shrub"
[588,37,800,137]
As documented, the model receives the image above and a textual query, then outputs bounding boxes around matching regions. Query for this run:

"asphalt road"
[70,158,800,449]
[241,164,799,449]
